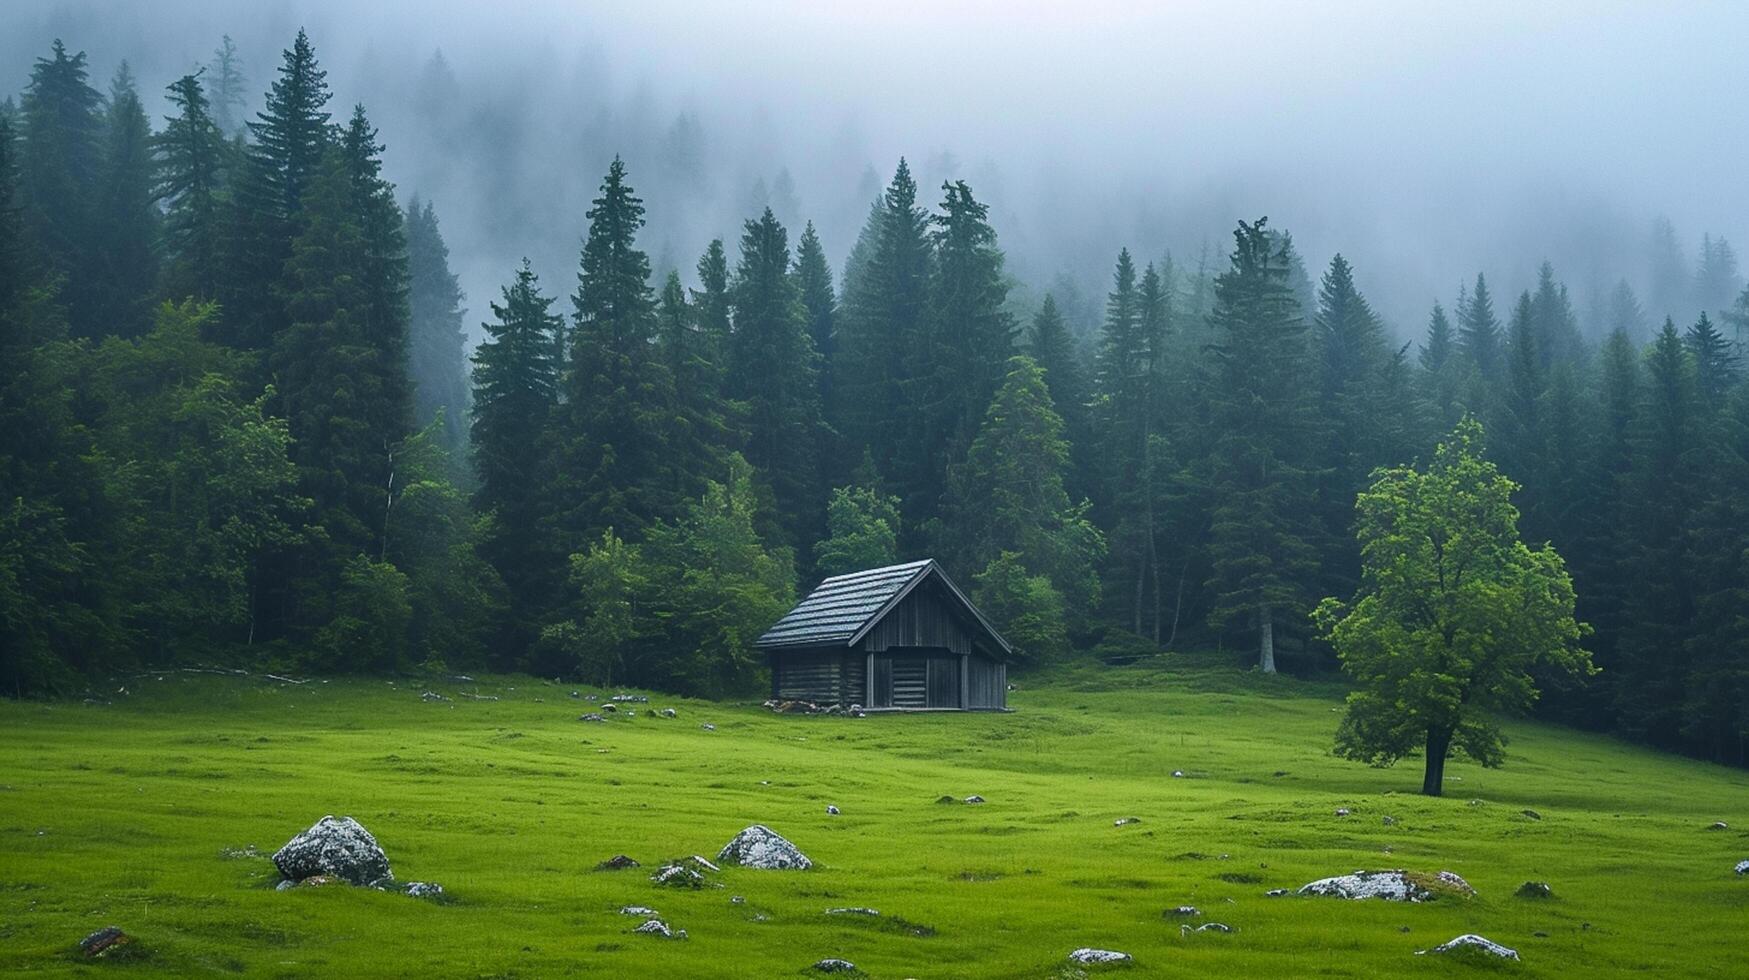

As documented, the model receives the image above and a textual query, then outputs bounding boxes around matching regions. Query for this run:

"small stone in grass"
[1172,770,1184,778]
[1706,821,1728,830]
[1165,905,1200,917]
[1069,948,1132,964]
[633,919,686,939]
[1195,922,1234,933]
[1335,808,1351,817]
[1736,859,1749,875]
[1114,816,1141,827]
[812,959,857,973]
[964,795,985,804]
[660,707,677,718]
[596,854,640,871]
[1515,881,1554,899]
[79,926,131,958]
[1418,934,1519,960]
[651,864,705,888]
[936,794,958,804]
[1265,888,1289,897]
[578,712,605,722]
[825,907,879,916]
[826,804,840,815]
[1382,816,1397,826]
[403,881,444,899]
[701,723,716,731]
[1522,809,1542,820]
[620,905,659,916]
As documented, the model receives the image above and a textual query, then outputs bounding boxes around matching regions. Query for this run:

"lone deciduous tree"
[1314,417,1593,796]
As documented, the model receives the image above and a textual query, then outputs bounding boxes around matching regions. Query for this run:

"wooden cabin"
[756,559,1011,711]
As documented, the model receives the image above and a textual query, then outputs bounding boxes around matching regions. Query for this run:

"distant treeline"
[2,32,1745,766]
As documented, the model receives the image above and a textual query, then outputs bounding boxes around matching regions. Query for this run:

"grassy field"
[1,655,1744,978]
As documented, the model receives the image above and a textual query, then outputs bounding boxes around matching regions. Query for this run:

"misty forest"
[3,7,1748,977]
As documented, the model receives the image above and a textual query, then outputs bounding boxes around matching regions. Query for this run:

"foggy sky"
[6,0,1747,342]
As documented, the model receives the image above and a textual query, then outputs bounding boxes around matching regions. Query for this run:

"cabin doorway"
[873,647,961,709]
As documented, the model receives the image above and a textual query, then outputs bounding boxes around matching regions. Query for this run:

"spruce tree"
[657,269,734,504]
[1201,219,1319,673]
[1694,234,1741,316]
[1312,253,1392,600]
[155,72,228,302]
[835,159,932,485]
[1029,293,1093,500]
[207,35,248,137]
[1529,261,1584,369]
[1420,301,1464,426]
[91,65,160,338]
[1495,291,1544,508]
[405,196,469,450]
[1456,272,1502,379]
[226,29,332,352]
[901,179,1014,525]
[471,260,563,622]
[553,157,674,548]
[1606,279,1646,342]
[793,221,838,476]
[727,207,823,553]
[1684,312,1740,406]
[18,40,103,337]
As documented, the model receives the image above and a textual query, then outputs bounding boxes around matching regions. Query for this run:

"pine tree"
[835,159,932,486]
[1613,320,1704,748]
[405,196,469,450]
[1202,219,1320,673]
[471,260,563,621]
[18,40,103,337]
[91,65,161,338]
[727,207,823,553]
[945,355,1103,626]
[553,157,674,548]
[792,221,838,473]
[900,179,1014,525]
[1312,253,1392,600]
[1648,216,1689,322]
[1529,261,1584,369]
[1606,279,1646,342]
[226,29,332,352]
[155,72,228,302]
[207,35,248,137]
[692,237,731,366]
[1420,301,1464,427]
[1029,294,1092,500]
[1496,290,1544,504]
[1684,312,1740,406]
[1694,234,1741,317]
[1456,272,1502,379]
[657,269,734,505]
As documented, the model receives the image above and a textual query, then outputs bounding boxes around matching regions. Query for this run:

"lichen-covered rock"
[1334,808,1351,817]
[1418,934,1519,960]
[1515,880,1554,899]
[579,712,605,722]
[826,805,840,815]
[621,905,659,917]
[717,824,812,869]
[402,881,444,899]
[651,864,706,888]
[79,926,131,958]
[633,919,685,939]
[1069,947,1132,964]
[680,854,721,873]
[1736,859,1749,875]
[1706,821,1727,830]
[812,959,857,973]
[273,816,390,885]
[660,707,677,718]
[825,907,879,916]
[701,723,716,731]
[596,854,640,871]
[1114,817,1141,827]
[1297,869,1474,902]
[1265,888,1289,897]
[964,795,986,804]
[1165,905,1200,918]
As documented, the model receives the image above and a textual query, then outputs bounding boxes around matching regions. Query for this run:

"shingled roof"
[755,559,1011,654]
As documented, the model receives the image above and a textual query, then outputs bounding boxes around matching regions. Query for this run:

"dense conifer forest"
[2,31,1746,769]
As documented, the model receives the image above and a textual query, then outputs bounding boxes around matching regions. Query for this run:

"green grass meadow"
[1,656,1745,977]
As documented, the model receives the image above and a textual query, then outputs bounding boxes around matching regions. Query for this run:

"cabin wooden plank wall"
[773,651,848,703]
[967,659,1006,709]
[858,585,973,655]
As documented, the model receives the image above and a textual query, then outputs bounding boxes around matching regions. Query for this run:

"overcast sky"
[7,0,1747,339]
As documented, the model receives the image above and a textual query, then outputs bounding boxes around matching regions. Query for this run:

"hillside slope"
[1,658,1744,977]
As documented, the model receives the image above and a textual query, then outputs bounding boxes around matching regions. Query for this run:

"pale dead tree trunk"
[1133,557,1145,635]
[1258,602,1277,673]
[380,441,396,562]
[1166,555,1188,649]
[1147,516,1161,644]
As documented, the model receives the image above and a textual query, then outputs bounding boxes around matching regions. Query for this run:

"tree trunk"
[1258,603,1276,673]
[1166,556,1187,649]
[1422,726,1452,796]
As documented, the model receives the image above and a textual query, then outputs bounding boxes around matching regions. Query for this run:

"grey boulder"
[272,815,390,885]
[1068,948,1132,964]
[1418,934,1519,960]
[812,959,858,973]
[1297,869,1473,902]
[717,824,812,870]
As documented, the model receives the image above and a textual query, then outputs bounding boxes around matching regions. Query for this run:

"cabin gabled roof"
[755,558,1012,656]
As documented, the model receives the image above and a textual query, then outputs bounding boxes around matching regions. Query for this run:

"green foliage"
[814,485,902,578]
[1316,417,1593,795]
[405,197,469,451]
[155,71,229,302]
[547,529,646,685]
[947,356,1103,626]
[310,555,412,672]
[973,551,1068,666]
[1201,219,1319,671]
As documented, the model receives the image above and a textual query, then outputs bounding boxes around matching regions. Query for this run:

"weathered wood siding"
[967,658,1006,709]
[926,656,961,707]
[858,583,974,655]
[772,650,845,703]
[891,656,928,708]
